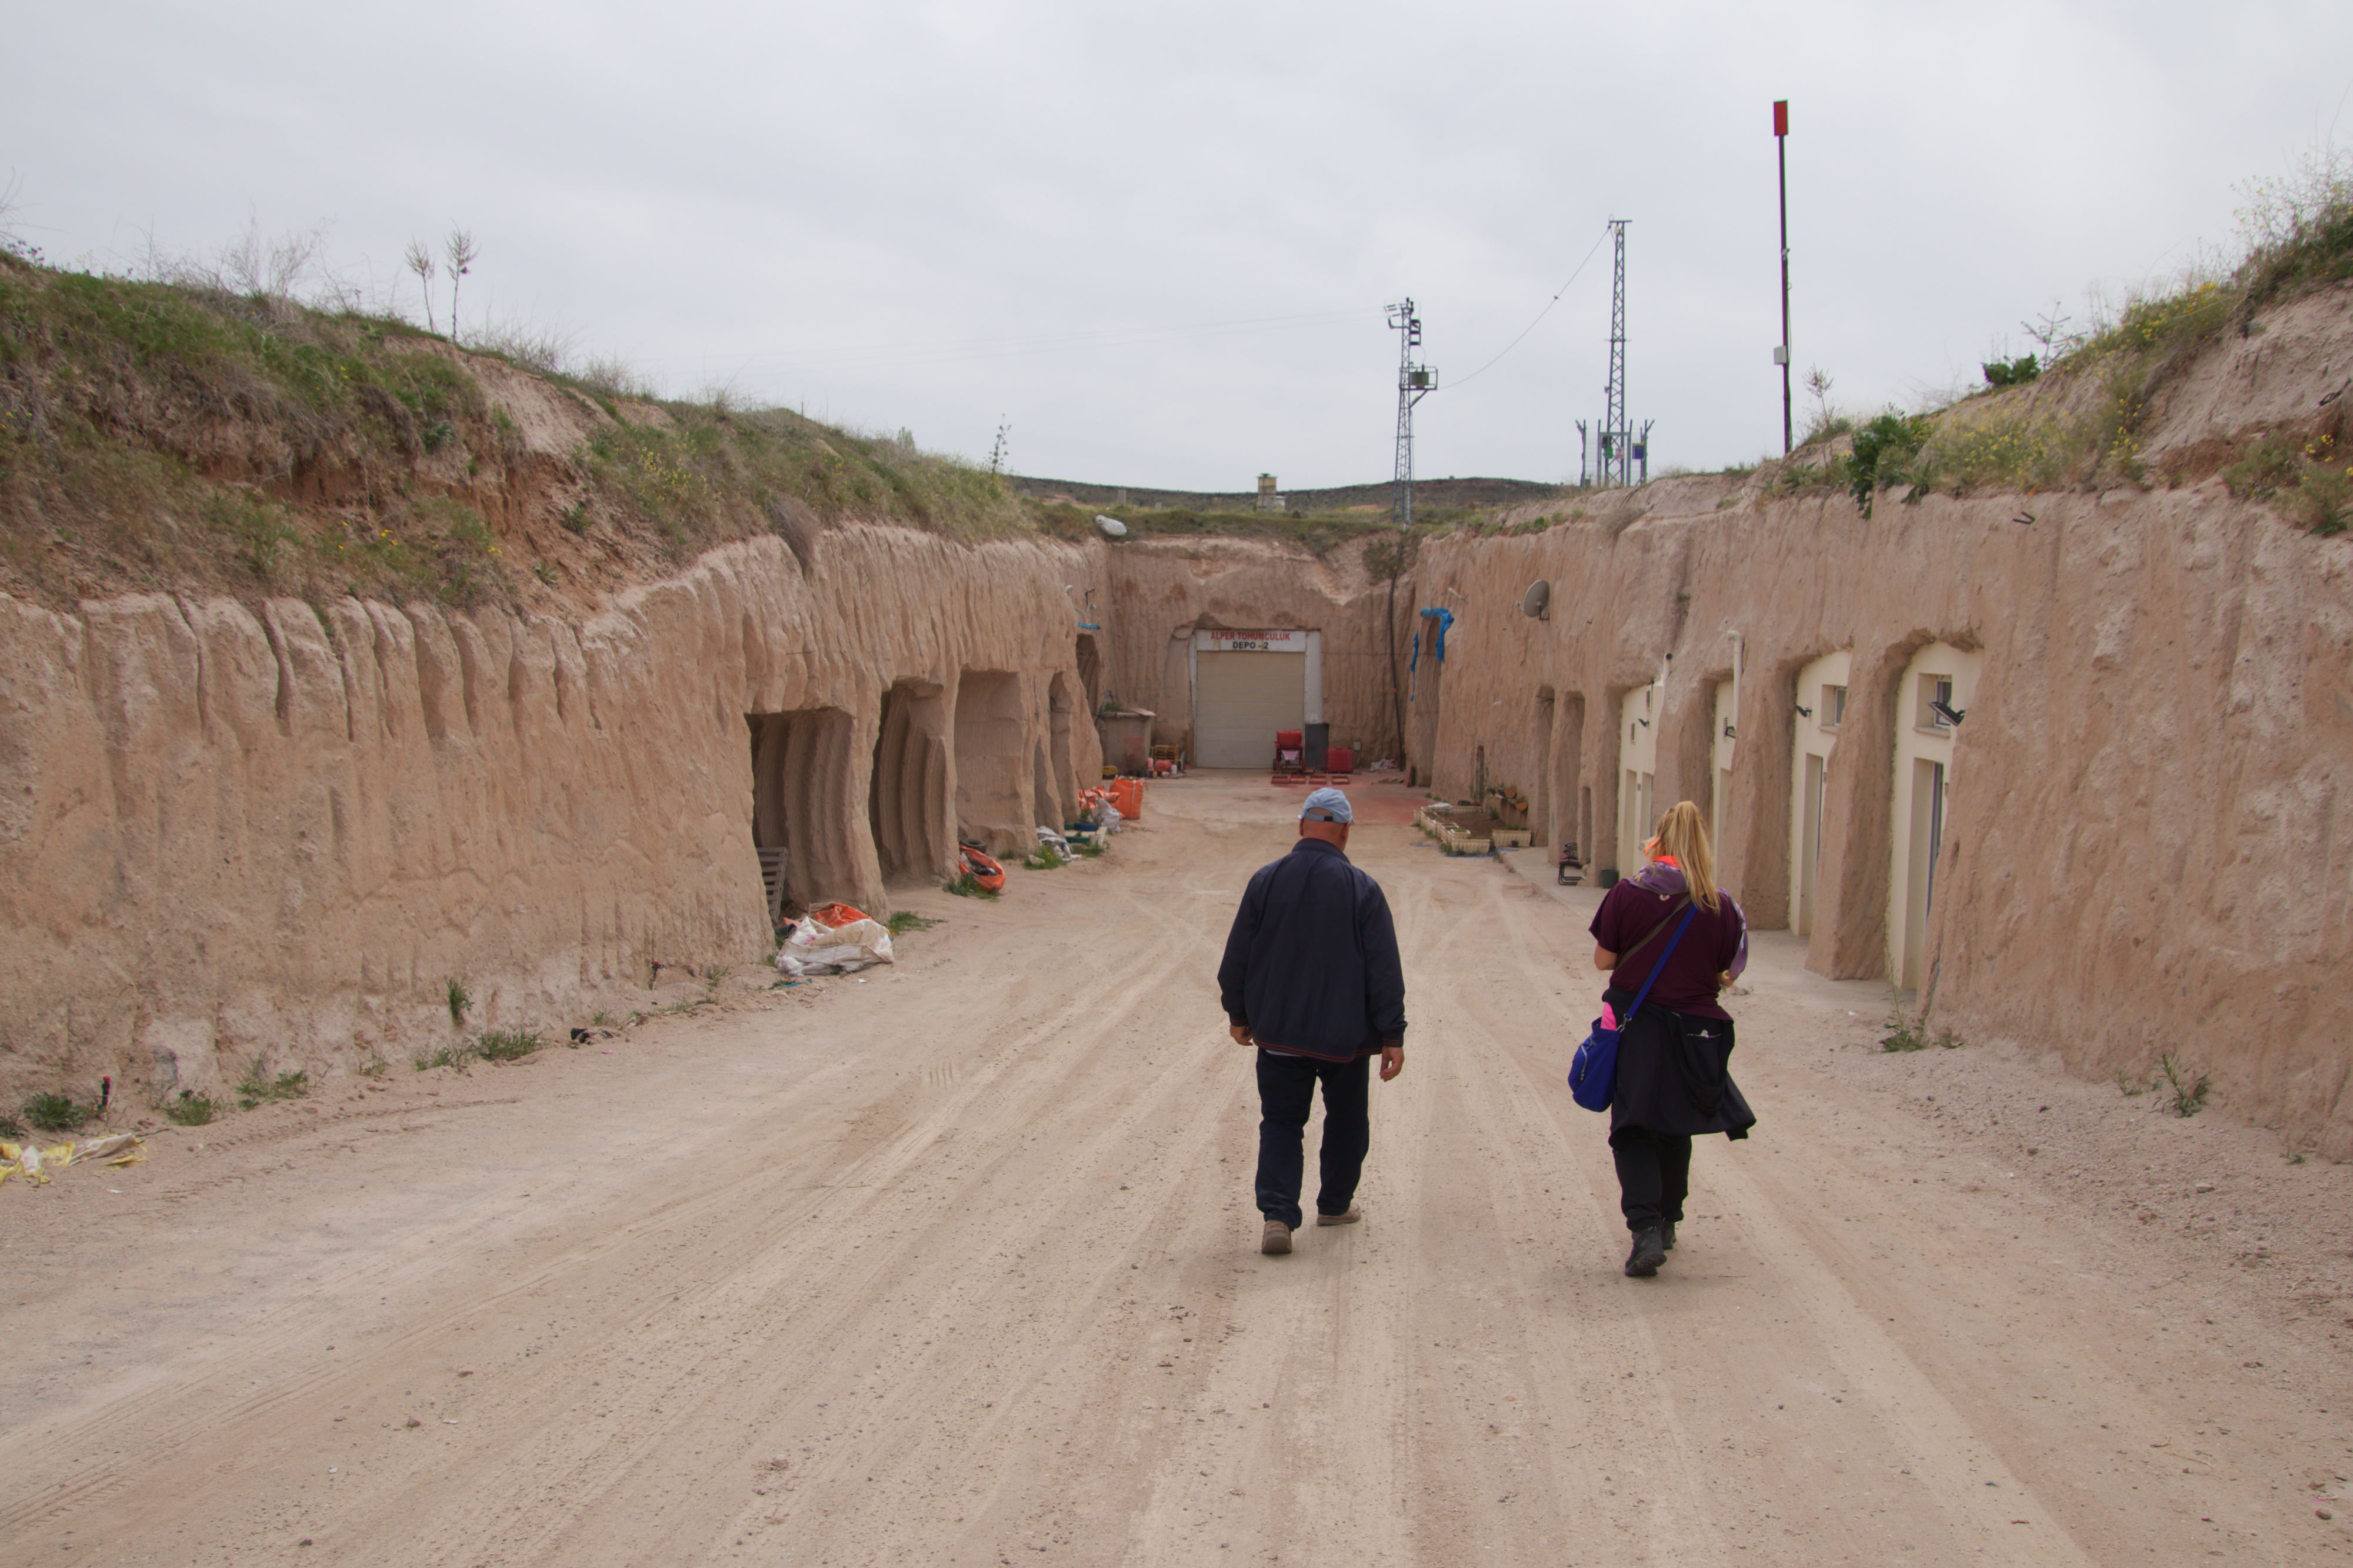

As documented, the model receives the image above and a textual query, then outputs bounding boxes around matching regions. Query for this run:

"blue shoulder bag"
[1568,896,1697,1113]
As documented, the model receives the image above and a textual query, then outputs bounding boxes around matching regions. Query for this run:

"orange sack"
[958,845,1006,893]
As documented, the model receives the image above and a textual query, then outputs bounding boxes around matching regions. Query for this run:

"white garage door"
[1194,650,1307,769]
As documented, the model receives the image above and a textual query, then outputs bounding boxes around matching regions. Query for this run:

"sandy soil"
[4,774,2351,1567]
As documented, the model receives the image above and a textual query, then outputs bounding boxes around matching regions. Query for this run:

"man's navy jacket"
[1217,838,1408,1061]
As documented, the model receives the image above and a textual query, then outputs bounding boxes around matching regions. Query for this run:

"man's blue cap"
[1300,786,1353,824]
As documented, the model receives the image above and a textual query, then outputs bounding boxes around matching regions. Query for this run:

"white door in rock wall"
[1191,630,1318,769]
[1616,680,1661,875]
[1888,642,1981,991]
[1788,650,1851,938]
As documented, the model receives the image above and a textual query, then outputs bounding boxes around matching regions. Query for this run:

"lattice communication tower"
[1388,299,1436,526]
[1589,220,1653,487]
[1384,299,1436,768]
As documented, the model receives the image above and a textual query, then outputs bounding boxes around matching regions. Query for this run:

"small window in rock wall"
[1821,685,1847,730]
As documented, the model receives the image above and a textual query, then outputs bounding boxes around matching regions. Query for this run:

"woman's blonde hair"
[1647,800,1720,911]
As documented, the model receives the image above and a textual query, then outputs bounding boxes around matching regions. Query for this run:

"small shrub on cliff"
[446,978,471,1026]
[475,1029,542,1062]
[165,1090,217,1126]
[21,1093,90,1133]
[2079,281,2232,363]
[1847,412,1932,517]
[2288,463,2352,536]
[2158,1052,2210,1118]
[205,492,300,579]
[236,1065,308,1109]
[1762,453,1849,502]
[1879,1017,1928,1053]
[415,1037,495,1069]
[2236,145,2353,312]
[0,1112,23,1139]
[1912,405,2077,495]
[1981,354,2039,388]
[1798,409,1855,448]
[944,870,998,900]
[2222,433,2307,498]
[2218,429,2353,534]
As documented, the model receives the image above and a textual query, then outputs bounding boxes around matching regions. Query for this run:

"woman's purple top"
[1588,863,1749,1023]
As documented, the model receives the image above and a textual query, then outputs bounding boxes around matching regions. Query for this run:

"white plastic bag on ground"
[775,904,895,976]
[1035,826,1073,863]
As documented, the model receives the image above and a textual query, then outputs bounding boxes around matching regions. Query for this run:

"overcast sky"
[8,1,2351,491]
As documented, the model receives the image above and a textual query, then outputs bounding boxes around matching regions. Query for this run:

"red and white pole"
[1774,99,1792,456]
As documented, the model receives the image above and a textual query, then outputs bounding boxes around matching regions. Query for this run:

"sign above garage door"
[1199,629,1310,653]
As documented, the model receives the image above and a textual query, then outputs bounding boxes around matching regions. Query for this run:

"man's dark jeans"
[1255,1050,1371,1231]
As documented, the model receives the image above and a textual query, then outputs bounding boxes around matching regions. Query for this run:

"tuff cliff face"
[0,528,1106,1099]
[1365,284,2353,1157]
[1394,478,2352,1150]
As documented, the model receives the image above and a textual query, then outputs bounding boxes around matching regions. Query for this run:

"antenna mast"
[1603,220,1628,486]
[1388,299,1435,527]
[1385,299,1435,768]
[1594,220,1652,487]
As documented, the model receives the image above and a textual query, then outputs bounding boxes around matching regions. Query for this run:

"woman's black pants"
[1609,1125,1691,1234]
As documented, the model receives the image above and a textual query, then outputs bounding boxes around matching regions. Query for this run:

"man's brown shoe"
[1261,1220,1293,1255]
[1315,1207,1362,1226]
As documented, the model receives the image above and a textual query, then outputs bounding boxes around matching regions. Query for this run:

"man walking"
[1217,787,1408,1256]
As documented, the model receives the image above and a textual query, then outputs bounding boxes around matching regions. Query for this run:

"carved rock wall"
[0,528,1106,1098]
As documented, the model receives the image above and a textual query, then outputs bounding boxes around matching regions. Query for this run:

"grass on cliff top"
[1028,499,1413,555]
[1749,160,2353,527]
[0,253,1031,610]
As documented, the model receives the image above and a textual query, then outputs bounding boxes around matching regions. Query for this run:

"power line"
[1439,224,1612,391]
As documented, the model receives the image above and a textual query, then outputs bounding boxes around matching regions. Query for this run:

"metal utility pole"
[1385,299,1435,766]
[1388,299,1435,528]
[1603,221,1628,486]
[1575,419,1589,488]
[1775,99,1792,455]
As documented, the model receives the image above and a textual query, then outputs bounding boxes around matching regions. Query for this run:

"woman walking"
[1589,800,1755,1277]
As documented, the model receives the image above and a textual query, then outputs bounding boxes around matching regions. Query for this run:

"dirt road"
[5,775,2351,1566]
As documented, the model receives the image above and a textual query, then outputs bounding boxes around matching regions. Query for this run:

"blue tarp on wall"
[1410,606,1455,675]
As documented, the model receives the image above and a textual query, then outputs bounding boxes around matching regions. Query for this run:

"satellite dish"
[1520,579,1551,620]
[1094,514,1128,539]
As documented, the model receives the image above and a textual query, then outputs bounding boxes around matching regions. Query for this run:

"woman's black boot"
[1625,1225,1667,1277]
